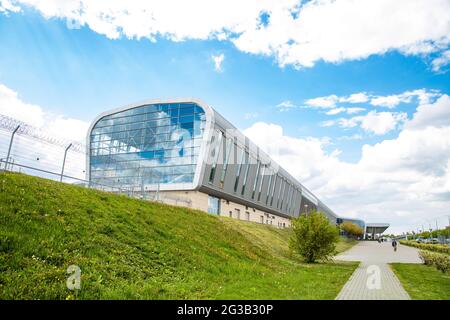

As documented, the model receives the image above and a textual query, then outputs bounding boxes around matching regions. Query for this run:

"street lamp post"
[304,204,309,216]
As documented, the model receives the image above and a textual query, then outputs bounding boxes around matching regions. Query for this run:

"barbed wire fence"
[0,113,192,205]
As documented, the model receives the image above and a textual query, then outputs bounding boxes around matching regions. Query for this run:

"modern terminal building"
[87,98,382,232]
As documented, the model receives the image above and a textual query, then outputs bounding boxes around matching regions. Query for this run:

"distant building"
[87,98,365,229]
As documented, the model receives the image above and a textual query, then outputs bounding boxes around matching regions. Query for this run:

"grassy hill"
[0,172,357,300]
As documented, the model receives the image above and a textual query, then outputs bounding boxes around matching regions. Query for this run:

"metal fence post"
[60,143,72,182]
[5,125,20,170]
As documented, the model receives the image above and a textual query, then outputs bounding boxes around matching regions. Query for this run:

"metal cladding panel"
[259,173,270,203]
[318,200,338,223]
[222,161,237,193]
[293,190,302,217]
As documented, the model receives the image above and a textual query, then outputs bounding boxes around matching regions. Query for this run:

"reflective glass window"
[89,103,206,188]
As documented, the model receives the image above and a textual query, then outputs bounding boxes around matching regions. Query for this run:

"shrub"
[434,254,450,273]
[418,250,434,265]
[418,250,450,273]
[400,240,450,255]
[289,211,339,263]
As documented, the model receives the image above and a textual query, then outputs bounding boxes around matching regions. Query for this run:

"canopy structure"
[365,223,390,239]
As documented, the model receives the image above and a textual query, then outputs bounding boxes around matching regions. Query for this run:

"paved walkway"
[335,241,421,300]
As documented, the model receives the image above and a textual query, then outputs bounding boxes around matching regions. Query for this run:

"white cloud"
[301,89,441,112]
[307,89,441,111]
[0,0,21,13]
[3,0,449,70]
[325,107,365,116]
[358,111,407,135]
[0,84,88,180]
[326,107,346,115]
[244,95,450,233]
[212,53,225,73]
[276,100,297,112]
[370,89,441,108]
[304,95,338,109]
[338,134,363,141]
[370,94,410,109]
[339,93,369,104]
[0,84,89,142]
[321,110,407,135]
[431,50,450,72]
[406,95,450,129]
[346,107,365,114]
[0,84,45,127]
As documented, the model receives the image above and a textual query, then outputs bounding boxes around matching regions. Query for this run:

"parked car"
[416,237,426,243]
[428,238,440,244]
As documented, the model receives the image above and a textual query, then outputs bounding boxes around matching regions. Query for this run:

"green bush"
[434,254,450,273]
[418,250,434,265]
[289,211,339,263]
[418,250,450,273]
[400,240,450,255]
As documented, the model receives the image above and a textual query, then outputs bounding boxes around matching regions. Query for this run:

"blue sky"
[1,9,448,162]
[1,0,449,233]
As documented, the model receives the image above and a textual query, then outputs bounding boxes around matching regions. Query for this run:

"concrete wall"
[156,190,291,228]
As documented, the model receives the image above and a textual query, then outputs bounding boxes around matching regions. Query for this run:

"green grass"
[0,172,357,300]
[391,263,450,300]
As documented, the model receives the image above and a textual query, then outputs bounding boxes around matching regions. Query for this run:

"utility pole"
[5,125,20,170]
[60,143,72,182]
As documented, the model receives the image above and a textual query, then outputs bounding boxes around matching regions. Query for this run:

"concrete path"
[335,241,421,300]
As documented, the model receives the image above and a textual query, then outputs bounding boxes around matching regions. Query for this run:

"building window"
[260,215,264,224]
[219,138,233,188]
[251,160,261,199]
[241,154,251,196]
[270,175,277,206]
[209,131,224,183]
[229,211,232,218]
[89,103,206,188]
[257,164,266,202]
[246,212,250,221]
[277,178,284,209]
[265,172,273,205]
[208,195,220,215]
[234,150,246,192]
[235,209,240,220]
[284,184,289,212]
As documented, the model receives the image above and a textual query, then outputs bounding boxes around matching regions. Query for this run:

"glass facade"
[89,103,206,188]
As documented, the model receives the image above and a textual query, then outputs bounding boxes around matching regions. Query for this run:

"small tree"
[289,211,339,263]
[340,221,363,239]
